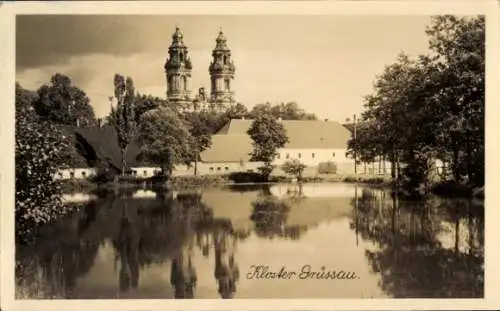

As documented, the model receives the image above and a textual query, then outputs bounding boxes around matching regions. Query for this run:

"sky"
[16,15,433,121]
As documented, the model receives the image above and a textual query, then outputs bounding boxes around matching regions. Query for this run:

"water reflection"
[16,183,484,299]
[350,187,484,298]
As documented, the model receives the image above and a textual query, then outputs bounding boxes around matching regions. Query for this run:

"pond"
[15,182,484,299]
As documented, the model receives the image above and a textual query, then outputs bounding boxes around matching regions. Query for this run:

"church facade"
[164,27,236,112]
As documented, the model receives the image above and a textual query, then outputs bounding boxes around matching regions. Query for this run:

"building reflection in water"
[113,202,141,294]
[170,238,197,298]
[213,221,239,298]
[16,185,484,299]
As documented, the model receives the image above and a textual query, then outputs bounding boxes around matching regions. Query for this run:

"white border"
[1,1,499,310]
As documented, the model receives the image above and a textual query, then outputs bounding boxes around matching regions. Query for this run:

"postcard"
[1,1,499,310]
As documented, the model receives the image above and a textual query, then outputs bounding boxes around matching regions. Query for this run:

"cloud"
[16,15,434,121]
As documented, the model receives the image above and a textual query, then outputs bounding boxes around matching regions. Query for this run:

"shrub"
[281,159,306,180]
[170,175,227,189]
[90,166,117,184]
[318,161,338,174]
[228,171,267,183]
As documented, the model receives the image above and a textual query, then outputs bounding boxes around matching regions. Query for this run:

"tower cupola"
[209,29,235,105]
[164,26,192,107]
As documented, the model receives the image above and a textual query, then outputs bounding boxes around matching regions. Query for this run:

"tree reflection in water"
[16,202,101,298]
[350,186,484,298]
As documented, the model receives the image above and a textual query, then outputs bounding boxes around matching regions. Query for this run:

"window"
[144,170,148,176]
[225,167,229,171]
[217,167,221,171]
[276,153,280,160]
[210,167,214,172]
[82,171,86,177]
[286,153,290,159]
[58,172,63,177]
[298,153,301,159]
[332,152,336,157]
[312,153,315,158]
[70,171,75,178]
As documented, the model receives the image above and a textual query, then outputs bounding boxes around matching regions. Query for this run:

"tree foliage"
[113,74,137,174]
[348,16,484,194]
[182,112,213,175]
[34,73,96,127]
[15,84,76,243]
[137,106,193,176]
[247,115,288,179]
[249,101,317,120]
[281,159,307,181]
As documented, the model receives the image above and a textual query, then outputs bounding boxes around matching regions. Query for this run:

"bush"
[90,166,117,184]
[318,161,338,174]
[431,181,473,198]
[170,175,227,189]
[282,159,306,180]
[228,171,267,183]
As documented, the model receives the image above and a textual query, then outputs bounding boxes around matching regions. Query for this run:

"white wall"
[53,168,97,180]
[273,148,351,166]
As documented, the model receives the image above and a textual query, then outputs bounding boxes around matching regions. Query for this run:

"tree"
[34,73,96,126]
[247,115,288,180]
[134,94,168,123]
[281,159,307,181]
[224,102,249,120]
[426,15,485,186]
[113,74,137,175]
[350,16,485,194]
[15,84,75,243]
[183,112,212,175]
[137,106,193,177]
[249,102,317,120]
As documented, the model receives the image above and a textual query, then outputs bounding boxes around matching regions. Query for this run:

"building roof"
[75,125,142,170]
[342,123,355,134]
[200,134,254,163]
[200,119,352,163]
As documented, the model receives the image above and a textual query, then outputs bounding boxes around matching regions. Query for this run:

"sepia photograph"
[1,0,496,310]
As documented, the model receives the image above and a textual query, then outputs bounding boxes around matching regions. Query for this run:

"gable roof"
[75,125,142,170]
[219,119,352,149]
[201,119,352,162]
[342,123,355,134]
[200,134,254,163]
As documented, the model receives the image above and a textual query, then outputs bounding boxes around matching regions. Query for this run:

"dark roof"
[75,125,141,170]
[201,119,352,163]
[342,123,355,134]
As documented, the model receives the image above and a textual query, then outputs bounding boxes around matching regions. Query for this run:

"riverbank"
[59,174,228,193]
[59,173,483,199]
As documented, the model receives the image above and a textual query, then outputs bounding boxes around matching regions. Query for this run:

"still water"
[16,183,484,299]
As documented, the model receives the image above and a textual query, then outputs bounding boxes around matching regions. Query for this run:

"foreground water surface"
[16,182,484,299]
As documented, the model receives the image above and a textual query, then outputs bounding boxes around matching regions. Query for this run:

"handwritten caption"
[246,265,359,281]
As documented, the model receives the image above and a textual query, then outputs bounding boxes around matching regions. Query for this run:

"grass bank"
[60,172,483,199]
[59,174,229,193]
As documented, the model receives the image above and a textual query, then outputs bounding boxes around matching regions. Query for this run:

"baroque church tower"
[164,27,193,106]
[209,30,236,105]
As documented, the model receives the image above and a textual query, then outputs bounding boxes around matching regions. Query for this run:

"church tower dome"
[209,29,235,105]
[164,27,192,107]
